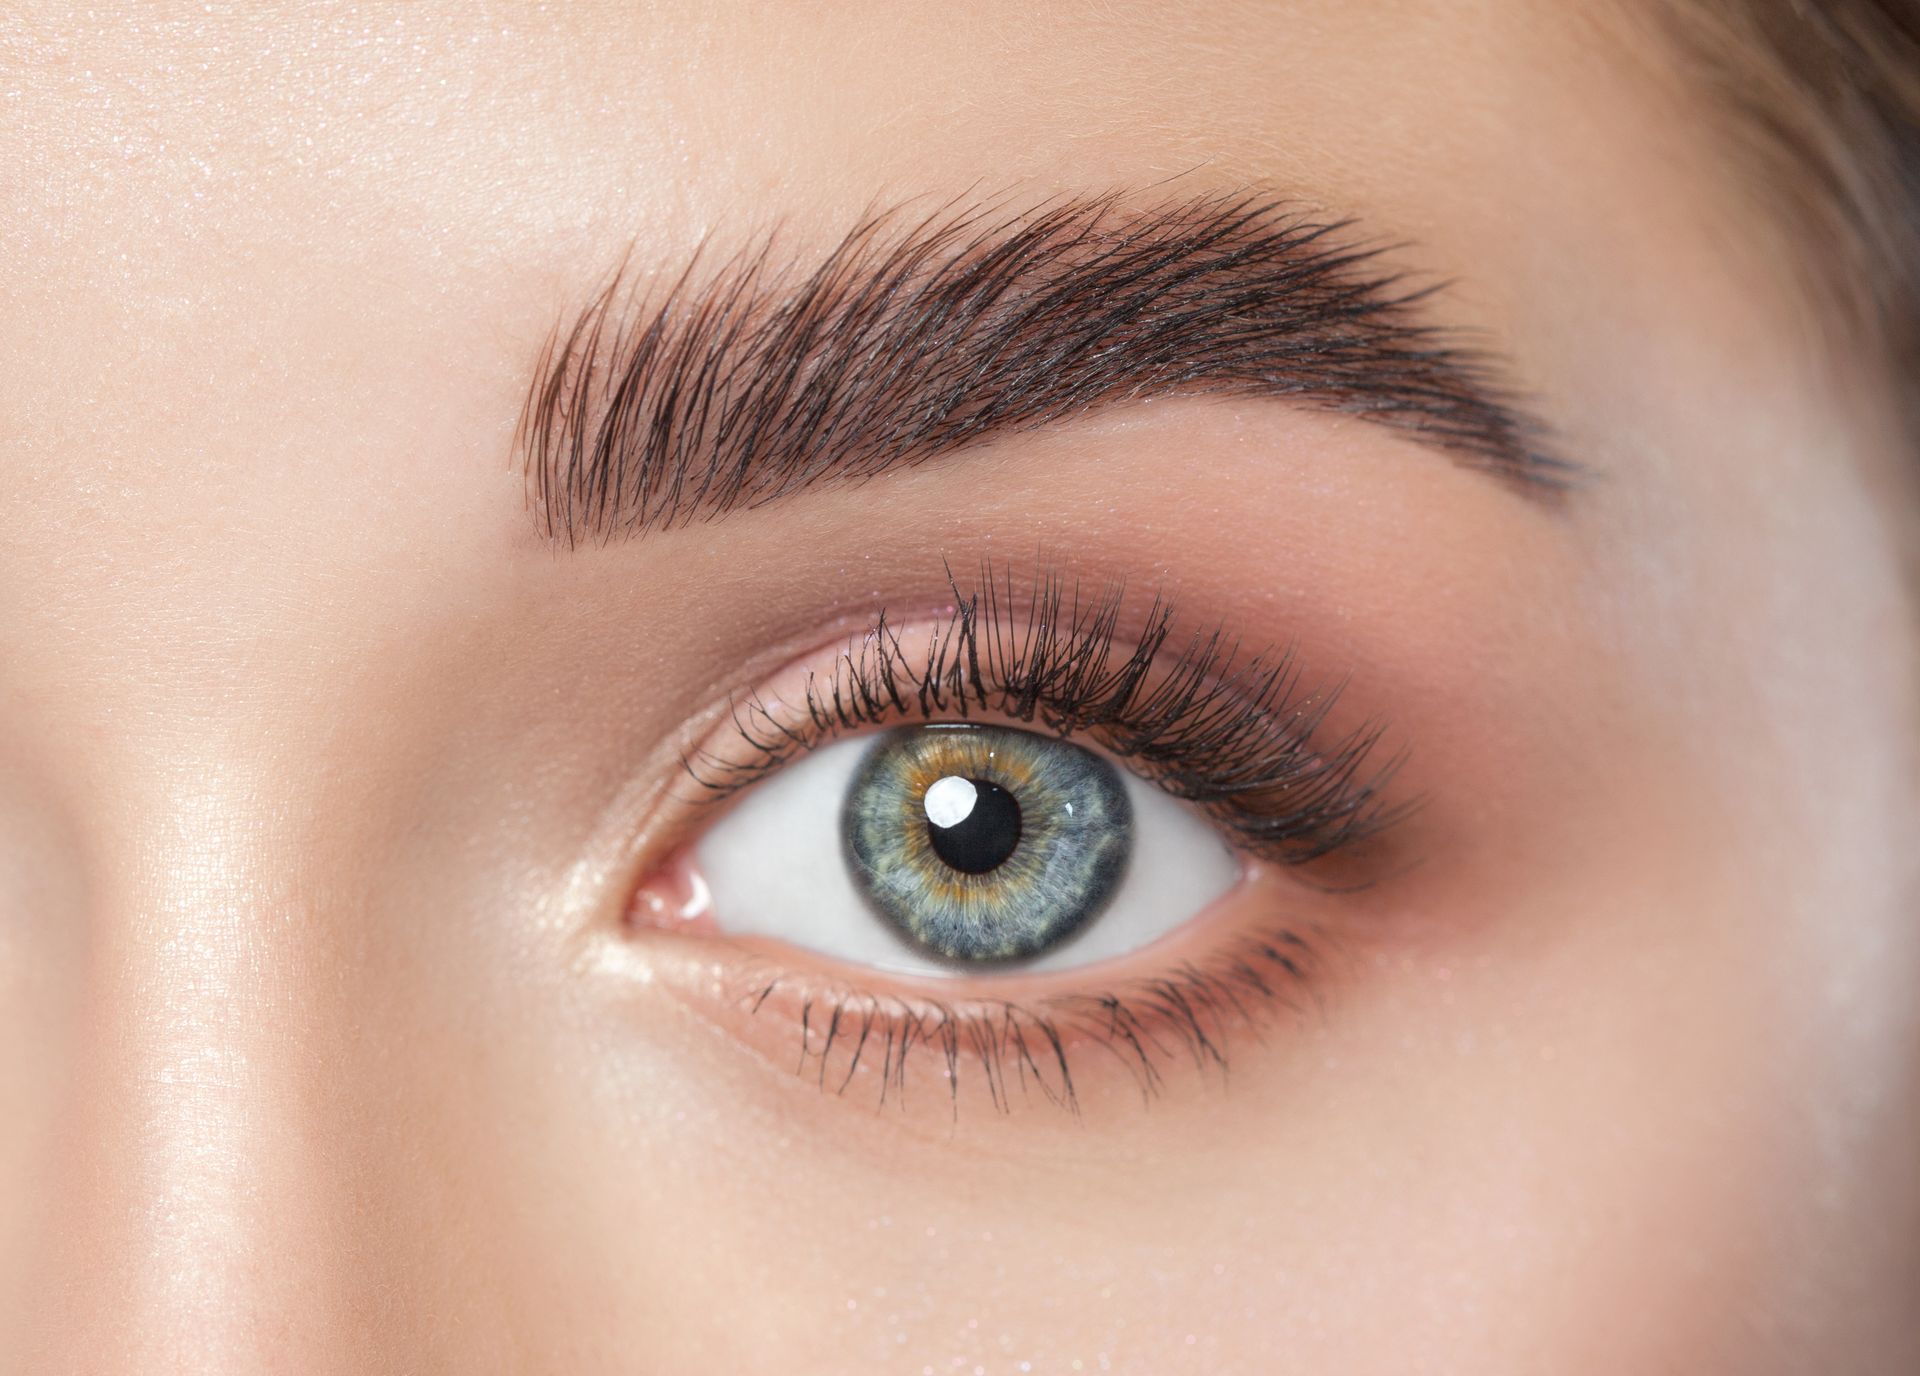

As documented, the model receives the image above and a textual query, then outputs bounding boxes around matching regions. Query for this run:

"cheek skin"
[0,764,86,1347]
[1541,146,1920,1361]
[439,856,1798,1374]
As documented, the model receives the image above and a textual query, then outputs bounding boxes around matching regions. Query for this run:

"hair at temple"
[1663,0,1918,444]
[517,191,1570,545]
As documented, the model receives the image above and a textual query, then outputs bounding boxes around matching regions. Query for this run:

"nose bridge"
[29,759,347,1372]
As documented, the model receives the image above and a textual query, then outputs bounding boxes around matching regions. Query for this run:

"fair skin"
[1,2,1915,1371]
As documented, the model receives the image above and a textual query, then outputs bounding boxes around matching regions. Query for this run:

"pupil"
[923,775,1022,874]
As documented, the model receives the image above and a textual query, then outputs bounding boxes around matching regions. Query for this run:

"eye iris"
[842,724,1132,965]
[923,776,1022,874]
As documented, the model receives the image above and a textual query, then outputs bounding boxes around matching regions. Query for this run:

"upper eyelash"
[684,562,1404,863]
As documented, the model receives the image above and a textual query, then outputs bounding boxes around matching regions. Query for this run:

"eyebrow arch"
[518,189,1570,544]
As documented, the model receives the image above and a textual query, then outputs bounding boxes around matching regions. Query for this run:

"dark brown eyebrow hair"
[517,190,1571,544]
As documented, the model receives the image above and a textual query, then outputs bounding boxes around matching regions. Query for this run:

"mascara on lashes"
[647,562,1398,1114]
[684,563,1402,867]
[733,923,1324,1115]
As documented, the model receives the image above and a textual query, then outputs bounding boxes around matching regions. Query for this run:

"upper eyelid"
[677,564,1404,865]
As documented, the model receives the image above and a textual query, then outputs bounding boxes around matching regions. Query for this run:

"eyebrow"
[518,190,1569,544]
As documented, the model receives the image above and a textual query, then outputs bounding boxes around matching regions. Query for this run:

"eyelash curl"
[685,562,1402,865]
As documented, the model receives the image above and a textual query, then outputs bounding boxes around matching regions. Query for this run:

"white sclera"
[693,733,1243,978]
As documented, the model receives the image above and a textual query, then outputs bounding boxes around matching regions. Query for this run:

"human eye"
[695,722,1241,977]
[621,564,1403,1115]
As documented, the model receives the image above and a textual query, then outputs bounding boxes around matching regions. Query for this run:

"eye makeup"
[622,560,1410,1117]
[684,562,1403,865]
[659,919,1326,1118]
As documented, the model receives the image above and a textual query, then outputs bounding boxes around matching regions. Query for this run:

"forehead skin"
[0,2,1916,1373]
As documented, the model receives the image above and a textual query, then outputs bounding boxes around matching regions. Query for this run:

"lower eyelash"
[742,925,1320,1116]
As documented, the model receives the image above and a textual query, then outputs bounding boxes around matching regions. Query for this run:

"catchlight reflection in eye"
[693,723,1242,978]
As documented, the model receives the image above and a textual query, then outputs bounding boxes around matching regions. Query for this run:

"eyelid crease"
[680,561,1407,866]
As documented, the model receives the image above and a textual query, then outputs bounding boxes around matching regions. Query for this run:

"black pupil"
[924,776,1022,874]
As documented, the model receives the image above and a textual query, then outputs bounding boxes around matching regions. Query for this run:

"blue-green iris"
[841,723,1132,964]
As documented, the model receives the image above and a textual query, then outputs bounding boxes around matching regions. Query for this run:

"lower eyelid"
[622,866,1324,1120]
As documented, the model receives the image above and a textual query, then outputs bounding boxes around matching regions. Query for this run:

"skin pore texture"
[1,1,1916,1373]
